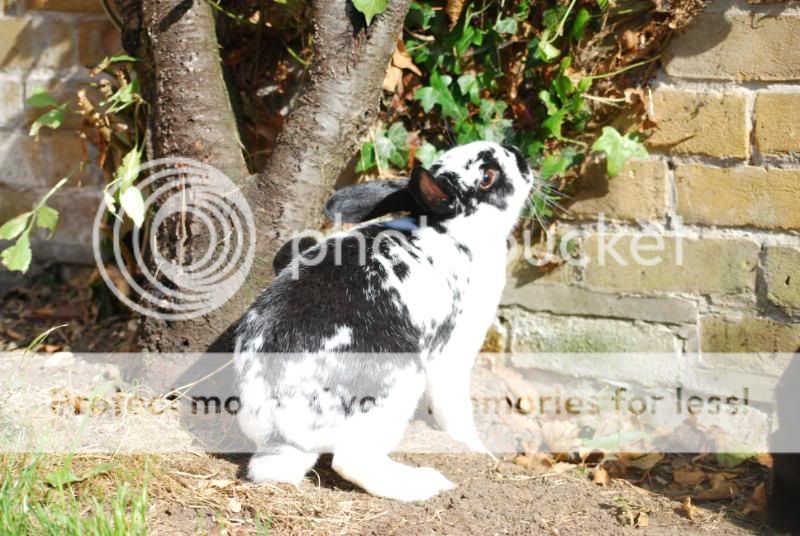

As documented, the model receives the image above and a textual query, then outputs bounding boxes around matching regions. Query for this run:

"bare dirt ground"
[0,267,770,535]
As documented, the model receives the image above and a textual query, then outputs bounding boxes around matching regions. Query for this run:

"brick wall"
[0,0,118,266]
[500,0,800,370]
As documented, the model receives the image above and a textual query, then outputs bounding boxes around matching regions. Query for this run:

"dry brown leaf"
[592,466,610,486]
[635,511,649,528]
[541,420,580,453]
[695,473,738,500]
[742,482,768,517]
[621,452,664,471]
[104,265,130,298]
[673,467,706,487]
[383,41,422,94]
[446,0,465,27]
[755,453,773,468]
[681,496,699,520]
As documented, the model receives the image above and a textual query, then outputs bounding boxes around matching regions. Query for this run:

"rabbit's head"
[326,141,534,230]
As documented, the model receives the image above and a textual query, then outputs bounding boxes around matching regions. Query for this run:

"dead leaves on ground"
[383,40,422,94]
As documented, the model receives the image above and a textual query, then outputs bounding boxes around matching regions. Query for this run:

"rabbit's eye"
[480,168,498,189]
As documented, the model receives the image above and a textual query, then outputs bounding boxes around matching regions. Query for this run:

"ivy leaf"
[355,141,376,173]
[414,87,438,113]
[1,231,32,273]
[591,127,648,177]
[416,142,441,168]
[116,147,141,190]
[26,87,59,109]
[120,185,145,227]
[385,122,410,168]
[456,73,480,105]
[352,0,388,25]
[571,8,591,40]
[540,147,580,179]
[494,17,517,35]
[541,109,567,140]
[35,206,59,237]
[29,108,65,137]
[0,212,31,240]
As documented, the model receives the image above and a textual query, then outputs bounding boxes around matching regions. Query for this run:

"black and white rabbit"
[234,141,534,501]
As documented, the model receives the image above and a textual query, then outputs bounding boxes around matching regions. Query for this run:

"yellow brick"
[675,165,800,230]
[666,11,800,81]
[78,20,121,68]
[646,89,748,159]
[701,316,800,353]
[583,235,759,295]
[754,92,800,155]
[0,19,75,69]
[25,0,102,11]
[567,159,667,222]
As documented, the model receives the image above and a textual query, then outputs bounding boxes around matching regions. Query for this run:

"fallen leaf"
[383,40,421,94]
[680,496,699,520]
[446,0,465,27]
[228,496,242,513]
[695,473,738,500]
[673,467,706,487]
[635,511,649,528]
[620,452,664,471]
[755,453,773,469]
[593,466,610,486]
[209,479,236,489]
[541,420,580,454]
[742,482,768,518]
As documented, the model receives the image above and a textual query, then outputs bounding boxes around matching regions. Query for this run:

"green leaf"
[414,86,438,113]
[537,39,561,61]
[35,206,59,237]
[385,122,409,168]
[429,72,466,121]
[540,148,579,179]
[715,452,754,469]
[29,108,65,137]
[120,186,145,227]
[103,190,117,214]
[570,8,591,40]
[109,54,138,63]
[541,109,567,139]
[591,126,649,176]
[26,87,59,109]
[455,25,476,56]
[416,142,441,168]
[408,1,436,29]
[0,212,31,240]
[1,231,32,273]
[352,0,388,25]
[457,73,480,105]
[116,147,141,190]
[538,90,559,115]
[355,141,376,173]
[494,17,518,35]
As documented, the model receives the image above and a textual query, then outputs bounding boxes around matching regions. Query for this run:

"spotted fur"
[235,141,534,501]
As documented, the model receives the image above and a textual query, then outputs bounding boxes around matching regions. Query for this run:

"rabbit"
[234,141,535,501]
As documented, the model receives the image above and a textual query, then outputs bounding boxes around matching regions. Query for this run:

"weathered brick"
[583,234,759,295]
[665,8,800,81]
[754,92,800,155]
[508,309,679,354]
[567,159,667,222]
[25,0,102,11]
[0,185,100,265]
[0,76,23,127]
[0,132,102,189]
[765,247,800,316]
[24,76,86,130]
[675,165,800,230]
[701,316,800,353]
[78,21,121,67]
[646,89,748,158]
[0,19,76,69]
[501,282,698,324]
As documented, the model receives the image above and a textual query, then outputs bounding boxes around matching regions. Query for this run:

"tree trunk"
[133,0,411,367]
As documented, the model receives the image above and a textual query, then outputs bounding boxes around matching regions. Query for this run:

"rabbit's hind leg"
[330,368,454,501]
[247,445,318,485]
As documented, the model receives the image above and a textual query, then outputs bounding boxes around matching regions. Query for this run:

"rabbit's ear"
[272,236,319,275]
[408,166,457,216]
[324,179,415,223]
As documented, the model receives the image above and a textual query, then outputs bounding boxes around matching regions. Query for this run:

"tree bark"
[134,0,411,360]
